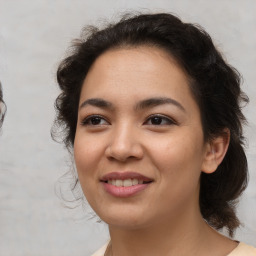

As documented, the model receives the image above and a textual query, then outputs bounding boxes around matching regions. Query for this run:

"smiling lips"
[100,172,153,197]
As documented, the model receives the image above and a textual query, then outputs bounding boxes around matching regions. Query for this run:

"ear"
[201,129,230,174]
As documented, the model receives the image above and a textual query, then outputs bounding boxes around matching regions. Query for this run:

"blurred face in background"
[0,83,6,127]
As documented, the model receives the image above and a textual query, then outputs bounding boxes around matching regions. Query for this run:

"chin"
[96,206,151,229]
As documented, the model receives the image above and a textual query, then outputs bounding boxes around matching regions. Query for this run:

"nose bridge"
[106,120,143,161]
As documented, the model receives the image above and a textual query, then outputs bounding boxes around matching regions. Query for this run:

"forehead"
[81,46,192,99]
[79,45,202,128]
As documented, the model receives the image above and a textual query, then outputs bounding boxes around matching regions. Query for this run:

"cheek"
[151,133,203,168]
[149,131,204,191]
[74,134,103,184]
[150,138,203,208]
[73,138,102,206]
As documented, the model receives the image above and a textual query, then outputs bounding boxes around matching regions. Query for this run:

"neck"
[107,205,237,256]
[108,203,212,256]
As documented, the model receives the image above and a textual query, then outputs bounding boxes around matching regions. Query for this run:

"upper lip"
[100,172,153,182]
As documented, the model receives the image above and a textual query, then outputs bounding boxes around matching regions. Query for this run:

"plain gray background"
[0,0,255,255]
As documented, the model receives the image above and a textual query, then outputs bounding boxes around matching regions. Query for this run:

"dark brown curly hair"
[52,13,249,237]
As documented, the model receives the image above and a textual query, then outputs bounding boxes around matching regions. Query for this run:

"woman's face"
[74,46,210,229]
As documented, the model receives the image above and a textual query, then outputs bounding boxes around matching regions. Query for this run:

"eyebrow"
[80,98,113,109]
[135,97,186,112]
[79,97,185,112]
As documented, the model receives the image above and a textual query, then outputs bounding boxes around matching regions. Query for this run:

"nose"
[105,124,144,162]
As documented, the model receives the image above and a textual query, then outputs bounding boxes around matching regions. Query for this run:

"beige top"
[227,242,256,256]
[91,242,108,256]
[91,242,256,256]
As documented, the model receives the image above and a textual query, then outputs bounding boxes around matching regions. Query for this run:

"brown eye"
[144,115,176,126]
[90,117,103,125]
[81,115,109,126]
[151,116,163,125]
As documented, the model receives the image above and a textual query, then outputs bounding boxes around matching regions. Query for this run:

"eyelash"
[81,115,109,126]
[143,114,177,126]
[81,114,177,127]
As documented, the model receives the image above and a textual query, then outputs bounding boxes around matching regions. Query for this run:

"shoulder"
[90,242,109,256]
[227,242,256,256]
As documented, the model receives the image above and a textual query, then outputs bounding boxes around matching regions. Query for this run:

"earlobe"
[201,129,230,174]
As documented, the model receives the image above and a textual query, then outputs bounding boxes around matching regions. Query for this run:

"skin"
[74,46,236,255]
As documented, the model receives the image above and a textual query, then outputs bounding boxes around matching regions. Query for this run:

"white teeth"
[115,180,123,186]
[132,179,139,185]
[123,179,132,187]
[107,178,144,187]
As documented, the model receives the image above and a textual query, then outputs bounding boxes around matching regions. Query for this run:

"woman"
[53,13,256,255]
[0,82,6,128]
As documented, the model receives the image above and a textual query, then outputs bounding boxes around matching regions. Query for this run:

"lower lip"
[102,182,150,198]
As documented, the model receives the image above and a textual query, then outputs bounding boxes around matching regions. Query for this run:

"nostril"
[105,136,144,162]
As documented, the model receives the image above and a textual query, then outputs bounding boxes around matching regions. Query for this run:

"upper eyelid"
[81,114,110,125]
[144,114,177,123]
